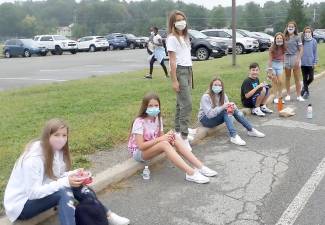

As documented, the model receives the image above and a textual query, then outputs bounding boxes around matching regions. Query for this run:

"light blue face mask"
[212,85,222,94]
[146,107,160,117]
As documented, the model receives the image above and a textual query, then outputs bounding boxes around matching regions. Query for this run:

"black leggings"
[149,56,168,76]
[301,66,314,92]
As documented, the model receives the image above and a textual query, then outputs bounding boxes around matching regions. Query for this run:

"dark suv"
[3,39,48,58]
[188,29,227,61]
[124,34,147,49]
[106,33,127,50]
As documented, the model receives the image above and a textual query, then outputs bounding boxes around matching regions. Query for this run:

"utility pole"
[232,0,236,66]
[313,8,316,23]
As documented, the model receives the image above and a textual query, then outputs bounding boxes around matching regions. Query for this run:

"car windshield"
[54,35,68,41]
[21,39,38,47]
[126,34,136,39]
[189,30,207,39]
[96,37,106,41]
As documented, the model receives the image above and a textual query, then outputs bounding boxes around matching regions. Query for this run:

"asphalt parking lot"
[0,49,149,91]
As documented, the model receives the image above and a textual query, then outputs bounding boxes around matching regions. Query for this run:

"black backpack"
[75,198,108,225]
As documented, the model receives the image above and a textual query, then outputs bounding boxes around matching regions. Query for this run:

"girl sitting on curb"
[128,92,217,184]
[4,118,129,225]
[198,77,265,146]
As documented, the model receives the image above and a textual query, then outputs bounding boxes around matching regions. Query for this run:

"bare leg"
[255,88,266,107]
[173,135,203,169]
[293,67,302,96]
[141,141,195,175]
[285,68,292,95]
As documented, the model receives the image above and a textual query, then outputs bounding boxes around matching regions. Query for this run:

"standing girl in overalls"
[166,10,193,151]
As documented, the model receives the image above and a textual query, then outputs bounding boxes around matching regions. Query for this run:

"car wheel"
[120,47,125,50]
[236,44,244,54]
[319,39,325,43]
[40,52,47,56]
[260,49,266,52]
[196,47,209,61]
[109,45,114,51]
[24,49,31,57]
[51,50,57,55]
[70,50,77,54]
[89,45,96,52]
[4,50,11,58]
[102,48,108,51]
[55,46,63,55]
[130,43,135,49]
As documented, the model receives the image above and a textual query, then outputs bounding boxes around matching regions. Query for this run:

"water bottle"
[307,104,313,119]
[142,166,151,180]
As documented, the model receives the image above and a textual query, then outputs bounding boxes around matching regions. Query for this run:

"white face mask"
[276,40,283,46]
[175,20,187,31]
[287,27,295,34]
[150,31,154,36]
[305,33,312,39]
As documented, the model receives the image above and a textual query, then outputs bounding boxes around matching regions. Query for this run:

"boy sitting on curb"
[241,62,273,117]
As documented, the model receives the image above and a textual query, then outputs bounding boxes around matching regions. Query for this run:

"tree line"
[0,0,324,40]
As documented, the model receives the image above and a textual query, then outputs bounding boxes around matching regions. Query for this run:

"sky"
[0,0,323,9]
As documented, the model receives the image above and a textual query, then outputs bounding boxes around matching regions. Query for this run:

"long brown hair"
[167,10,190,45]
[208,77,225,107]
[270,32,287,57]
[130,93,162,135]
[301,26,314,44]
[20,119,72,179]
[284,21,299,40]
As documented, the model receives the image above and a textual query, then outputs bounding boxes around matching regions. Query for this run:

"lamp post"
[232,0,236,66]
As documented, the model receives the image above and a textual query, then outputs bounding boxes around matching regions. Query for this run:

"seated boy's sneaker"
[285,95,291,101]
[297,96,305,102]
[252,107,266,117]
[108,212,130,225]
[198,166,218,177]
[247,128,265,138]
[186,170,210,184]
[230,135,246,146]
[261,105,273,114]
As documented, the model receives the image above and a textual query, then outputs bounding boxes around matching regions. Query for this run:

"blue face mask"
[212,85,222,94]
[146,107,160,117]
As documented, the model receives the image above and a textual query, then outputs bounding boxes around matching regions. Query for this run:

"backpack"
[75,198,108,225]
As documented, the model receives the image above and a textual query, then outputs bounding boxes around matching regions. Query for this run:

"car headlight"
[209,41,217,47]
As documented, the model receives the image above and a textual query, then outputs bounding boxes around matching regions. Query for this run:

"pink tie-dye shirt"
[128,117,163,156]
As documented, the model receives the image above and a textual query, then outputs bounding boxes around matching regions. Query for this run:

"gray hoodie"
[198,93,229,121]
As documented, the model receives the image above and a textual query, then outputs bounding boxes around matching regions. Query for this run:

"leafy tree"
[287,0,307,31]
[209,5,227,28]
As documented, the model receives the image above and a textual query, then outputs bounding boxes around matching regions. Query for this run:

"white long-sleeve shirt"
[4,141,70,222]
[198,93,229,120]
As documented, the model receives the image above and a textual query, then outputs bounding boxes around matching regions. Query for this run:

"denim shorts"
[132,149,146,162]
[272,60,284,76]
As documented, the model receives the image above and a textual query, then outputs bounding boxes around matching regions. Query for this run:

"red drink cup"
[226,103,235,115]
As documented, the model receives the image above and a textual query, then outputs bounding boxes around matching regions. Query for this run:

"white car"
[77,36,109,52]
[34,35,78,55]
[201,29,259,54]
[252,32,274,44]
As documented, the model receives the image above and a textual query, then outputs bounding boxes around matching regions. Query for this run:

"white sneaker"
[261,105,273,114]
[297,96,305,102]
[186,170,210,184]
[252,107,266,117]
[108,212,130,225]
[176,132,192,152]
[247,128,265,138]
[198,166,218,177]
[230,135,246,146]
[285,95,291,101]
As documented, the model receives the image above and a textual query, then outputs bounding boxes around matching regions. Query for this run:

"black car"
[237,29,271,52]
[189,29,227,61]
[124,34,147,49]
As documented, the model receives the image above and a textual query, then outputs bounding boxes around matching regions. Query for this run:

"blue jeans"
[18,186,109,225]
[200,109,253,138]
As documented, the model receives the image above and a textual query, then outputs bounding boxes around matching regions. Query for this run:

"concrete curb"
[1,71,324,225]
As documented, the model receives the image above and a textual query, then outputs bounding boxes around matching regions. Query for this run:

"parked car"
[252,32,274,44]
[77,36,109,52]
[106,33,127,50]
[3,39,48,58]
[188,29,227,61]
[201,29,259,54]
[237,29,271,52]
[34,35,78,55]
[123,34,147,49]
[313,30,325,43]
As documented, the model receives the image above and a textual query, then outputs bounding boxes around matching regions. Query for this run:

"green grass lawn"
[0,44,3,58]
[0,45,324,212]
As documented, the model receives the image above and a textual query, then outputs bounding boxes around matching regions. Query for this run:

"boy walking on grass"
[241,62,273,117]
